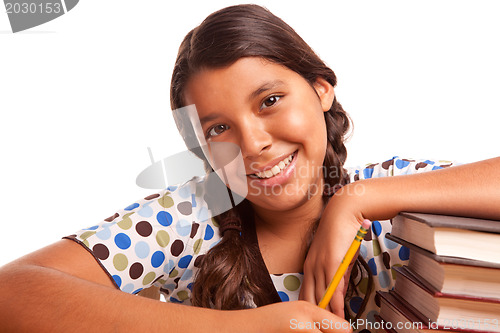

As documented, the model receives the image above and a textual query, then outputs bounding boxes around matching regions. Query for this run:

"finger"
[299,269,317,304]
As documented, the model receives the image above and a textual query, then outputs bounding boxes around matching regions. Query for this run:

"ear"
[313,77,335,112]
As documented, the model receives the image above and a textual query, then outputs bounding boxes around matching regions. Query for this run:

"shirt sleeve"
[64,177,221,296]
[347,155,457,182]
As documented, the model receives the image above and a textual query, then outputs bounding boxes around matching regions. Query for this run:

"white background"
[1,0,499,266]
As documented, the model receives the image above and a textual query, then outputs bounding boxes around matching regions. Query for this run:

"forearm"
[0,263,228,332]
[339,156,500,221]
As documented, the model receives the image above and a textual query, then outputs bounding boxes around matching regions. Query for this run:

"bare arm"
[0,239,350,332]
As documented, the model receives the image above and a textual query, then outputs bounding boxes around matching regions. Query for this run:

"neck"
[252,191,325,240]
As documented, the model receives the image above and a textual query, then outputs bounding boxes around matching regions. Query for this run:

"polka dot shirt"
[65,156,456,331]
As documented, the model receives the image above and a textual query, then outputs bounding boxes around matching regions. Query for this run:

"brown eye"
[208,124,229,138]
[261,95,281,109]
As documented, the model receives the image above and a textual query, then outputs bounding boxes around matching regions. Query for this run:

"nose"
[239,118,272,160]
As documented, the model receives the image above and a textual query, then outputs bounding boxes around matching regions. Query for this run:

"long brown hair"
[170,4,352,309]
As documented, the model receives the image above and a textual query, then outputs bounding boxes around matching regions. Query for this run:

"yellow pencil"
[318,219,372,309]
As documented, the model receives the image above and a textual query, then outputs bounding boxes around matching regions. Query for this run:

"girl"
[1,4,499,333]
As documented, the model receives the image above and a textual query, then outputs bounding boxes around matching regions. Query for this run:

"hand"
[238,300,352,333]
[299,185,365,317]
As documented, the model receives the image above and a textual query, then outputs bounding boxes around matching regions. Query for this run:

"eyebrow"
[248,79,286,103]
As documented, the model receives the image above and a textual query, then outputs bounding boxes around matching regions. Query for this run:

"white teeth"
[254,153,294,179]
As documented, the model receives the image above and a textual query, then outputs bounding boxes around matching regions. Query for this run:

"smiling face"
[184,57,335,212]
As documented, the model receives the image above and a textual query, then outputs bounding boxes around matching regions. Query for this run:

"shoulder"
[346,156,458,182]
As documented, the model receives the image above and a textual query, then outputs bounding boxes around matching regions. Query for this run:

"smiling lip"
[247,150,298,187]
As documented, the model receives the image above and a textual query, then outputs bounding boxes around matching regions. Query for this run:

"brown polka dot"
[136,221,153,237]
[382,159,394,170]
[177,201,192,215]
[144,193,160,200]
[160,287,170,295]
[129,262,144,280]
[92,243,110,260]
[382,252,391,269]
[173,277,180,289]
[171,240,184,257]
[190,223,199,238]
[194,255,205,268]
[364,227,372,241]
[354,174,360,181]
[104,212,119,222]
[366,163,376,169]
[415,162,428,170]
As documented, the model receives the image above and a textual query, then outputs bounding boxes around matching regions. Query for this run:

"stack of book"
[377,212,500,333]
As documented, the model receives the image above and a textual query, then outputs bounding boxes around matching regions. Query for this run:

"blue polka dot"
[114,233,131,250]
[151,251,166,268]
[349,296,363,314]
[180,269,194,281]
[178,255,193,269]
[187,282,194,291]
[170,297,182,303]
[383,234,398,249]
[138,203,153,217]
[399,246,410,261]
[176,219,192,237]
[112,275,122,287]
[204,225,214,240]
[166,185,178,191]
[157,211,173,226]
[363,168,374,179]
[395,159,410,169]
[124,203,140,211]
[372,220,382,236]
[197,207,209,221]
[278,291,289,302]
[163,260,175,274]
[135,241,150,259]
[432,166,443,170]
[378,270,391,288]
[179,186,191,199]
[423,159,435,165]
[84,225,99,230]
[164,283,176,291]
[191,194,197,207]
[368,258,378,275]
[96,227,111,240]
[132,288,143,294]
[359,243,368,259]
[122,283,134,293]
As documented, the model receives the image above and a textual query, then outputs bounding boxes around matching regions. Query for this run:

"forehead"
[183,57,308,108]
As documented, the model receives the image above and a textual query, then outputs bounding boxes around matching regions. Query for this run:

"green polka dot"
[283,275,301,291]
[169,269,178,278]
[177,290,189,301]
[358,278,369,295]
[142,272,156,286]
[80,231,96,240]
[391,264,402,280]
[156,230,170,247]
[82,239,89,248]
[117,212,134,230]
[373,239,381,256]
[158,279,166,285]
[113,253,128,271]
[158,193,174,208]
[211,217,219,228]
[193,239,203,254]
